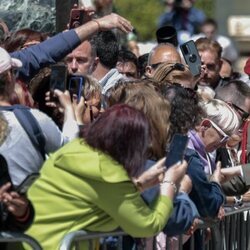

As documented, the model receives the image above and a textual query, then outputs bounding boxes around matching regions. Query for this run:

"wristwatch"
[234,195,243,207]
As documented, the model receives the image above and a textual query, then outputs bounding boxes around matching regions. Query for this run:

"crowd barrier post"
[0,231,42,250]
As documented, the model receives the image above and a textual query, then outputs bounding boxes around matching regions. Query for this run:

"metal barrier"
[59,204,250,250]
[0,231,42,250]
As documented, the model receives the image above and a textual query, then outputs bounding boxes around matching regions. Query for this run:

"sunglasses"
[227,102,250,122]
[209,119,230,144]
[220,77,231,87]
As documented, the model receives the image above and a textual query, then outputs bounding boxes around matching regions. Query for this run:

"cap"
[0,47,22,74]
[156,25,178,47]
[244,58,250,75]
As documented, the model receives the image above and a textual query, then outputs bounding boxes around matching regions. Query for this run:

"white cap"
[0,47,22,74]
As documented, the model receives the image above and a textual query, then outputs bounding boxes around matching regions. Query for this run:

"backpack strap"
[0,105,46,160]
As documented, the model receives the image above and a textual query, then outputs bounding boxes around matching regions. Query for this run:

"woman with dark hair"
[2,28,48,108]
[3,28,47,52]
[24,104,187,250]
[161,85,226,217]
[161,83,203,137]
[107,81,201,245]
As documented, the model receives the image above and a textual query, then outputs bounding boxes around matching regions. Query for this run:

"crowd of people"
[0,0,250,249]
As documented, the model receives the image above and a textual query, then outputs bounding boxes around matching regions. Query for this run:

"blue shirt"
[10,29,81,82]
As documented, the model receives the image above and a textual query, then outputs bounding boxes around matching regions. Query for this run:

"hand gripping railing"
[0,231,42,250]
[59,203,250,250]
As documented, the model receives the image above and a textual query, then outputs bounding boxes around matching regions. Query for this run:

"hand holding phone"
[165,134,189,168]
[50,65,67,92]
[69,6,91,29]
[49,64,67,102]
[15,173,40,194]
[180,40,202,77]
[68,76,85,102]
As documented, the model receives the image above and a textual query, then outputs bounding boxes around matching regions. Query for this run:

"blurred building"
[215,0,250,55]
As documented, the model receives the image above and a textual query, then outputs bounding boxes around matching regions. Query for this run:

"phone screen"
[15,173,40,194]
[180,40,201,76]
[50,65,67,92]
[165,134,189,168]
[68,76,84,102]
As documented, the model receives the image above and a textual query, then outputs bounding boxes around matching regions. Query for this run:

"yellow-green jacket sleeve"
[93,180,173,238]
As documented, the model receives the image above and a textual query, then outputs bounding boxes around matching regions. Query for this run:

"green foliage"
[115,0,215,41]
[115,0,162,41]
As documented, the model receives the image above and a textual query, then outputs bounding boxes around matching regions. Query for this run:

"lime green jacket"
[25,139,173,249]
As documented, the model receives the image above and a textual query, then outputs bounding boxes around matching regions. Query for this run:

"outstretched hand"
[97,13,133,33]
[135,158,166,191]
[210,161,222,184]
[46,90,73,113]
[220,165,242,183]
[164,160,188,185]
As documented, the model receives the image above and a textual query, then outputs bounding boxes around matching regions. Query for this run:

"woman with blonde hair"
[108,79,170,159]
[152,62,195,89]
[108,79,200,242]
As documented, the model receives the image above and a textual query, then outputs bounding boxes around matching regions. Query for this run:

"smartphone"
[165,134,189,168]
[68,76,85,102]
[69,8,90,29]
[15,173,40,194]
[180,40,202,76]
[49,65,67,92]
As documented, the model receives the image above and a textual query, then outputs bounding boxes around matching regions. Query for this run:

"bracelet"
[161,180,177,193]
[92,19,101,32]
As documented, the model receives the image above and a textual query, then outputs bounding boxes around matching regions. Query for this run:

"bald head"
[146,43,181,77]
[148,44,181,65]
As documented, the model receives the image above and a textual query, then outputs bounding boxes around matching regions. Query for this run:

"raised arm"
[10,13,133,82]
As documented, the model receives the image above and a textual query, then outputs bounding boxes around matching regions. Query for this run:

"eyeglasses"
[209,119,230,144]
[85,101,101,123]
[227,102,250,122]
[220,77,231,87]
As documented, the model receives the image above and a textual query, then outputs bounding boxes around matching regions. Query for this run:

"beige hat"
[0,47,22,74]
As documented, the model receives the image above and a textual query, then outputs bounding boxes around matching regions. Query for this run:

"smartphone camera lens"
[189,54,197,63]
[182,44,189,55]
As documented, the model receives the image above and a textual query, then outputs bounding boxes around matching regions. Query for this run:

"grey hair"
[82,74,101,100]
[201,98,240,135]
